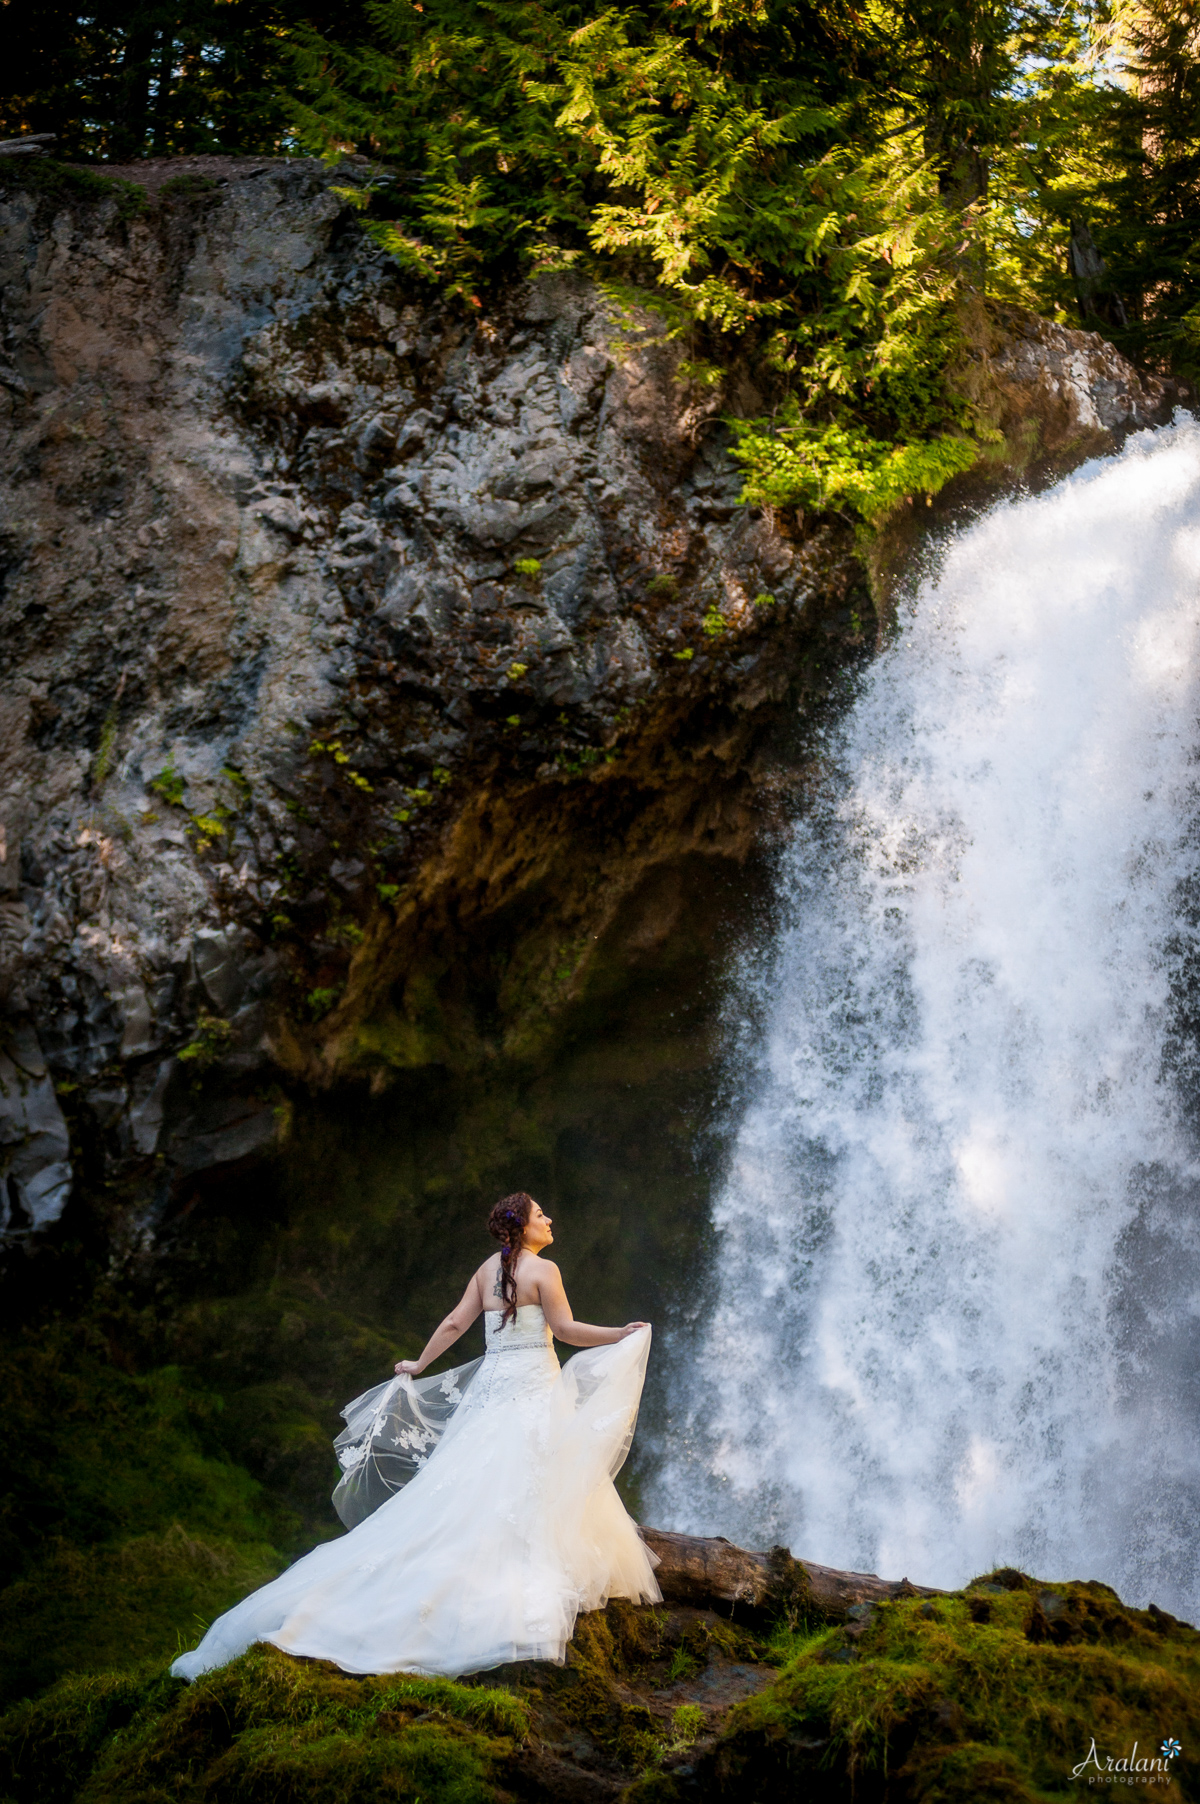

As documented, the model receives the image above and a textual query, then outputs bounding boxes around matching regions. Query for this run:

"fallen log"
[0,136,56,158]
[639,1526,945,1622]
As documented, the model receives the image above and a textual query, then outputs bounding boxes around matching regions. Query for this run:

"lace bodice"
[482,1304,553,1352]
[460,1303,558,1416]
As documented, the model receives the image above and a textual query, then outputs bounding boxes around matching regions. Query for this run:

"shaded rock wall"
[0,155,1176,1243]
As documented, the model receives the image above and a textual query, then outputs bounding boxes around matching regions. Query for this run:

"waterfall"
[655,419,1200,1617]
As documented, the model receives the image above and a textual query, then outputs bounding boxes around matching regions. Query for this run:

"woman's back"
[478,1250,554,1312]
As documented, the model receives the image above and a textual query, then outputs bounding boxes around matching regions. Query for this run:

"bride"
[171,1192,661,1680]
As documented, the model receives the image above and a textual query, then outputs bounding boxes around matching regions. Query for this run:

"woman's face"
[522,1200,554,1251]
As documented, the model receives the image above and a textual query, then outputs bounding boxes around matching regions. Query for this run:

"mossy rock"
[3,1220,1199,1801]
[0,1648,527,1804]
[0,1601,774,1803]
[705,1577,1200,1801]
[0,1314,298,1708]
[0,1526,281,1709]
[4,1580,1199,1802]
[0,157,146,220]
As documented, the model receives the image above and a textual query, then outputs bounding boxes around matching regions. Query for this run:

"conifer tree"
[1109,0,1200,361]
[1,0,369,160]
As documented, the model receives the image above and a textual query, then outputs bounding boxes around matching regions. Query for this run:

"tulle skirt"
[170,1326,660,1679]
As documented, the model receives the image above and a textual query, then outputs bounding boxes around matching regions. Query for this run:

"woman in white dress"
[171,1192,661,1681]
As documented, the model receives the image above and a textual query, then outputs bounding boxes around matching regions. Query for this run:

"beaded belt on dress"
[486,1338,552,1355]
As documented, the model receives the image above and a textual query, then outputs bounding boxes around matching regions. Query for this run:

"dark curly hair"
[487,1192,534,1328]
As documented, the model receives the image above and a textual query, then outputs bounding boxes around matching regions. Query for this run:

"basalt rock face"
[0,156,1176,1243]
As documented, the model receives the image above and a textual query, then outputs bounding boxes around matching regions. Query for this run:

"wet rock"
[0,1022,71,1232]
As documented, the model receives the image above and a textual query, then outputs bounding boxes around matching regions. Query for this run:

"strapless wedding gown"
[171,1309,660,1679]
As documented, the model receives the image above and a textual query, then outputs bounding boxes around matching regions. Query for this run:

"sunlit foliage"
[6,1,1200,511]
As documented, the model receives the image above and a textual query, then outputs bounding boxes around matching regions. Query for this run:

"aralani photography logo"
[1071,1737,1183,1786]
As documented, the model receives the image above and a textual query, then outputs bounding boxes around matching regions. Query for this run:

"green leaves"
[290,0,1200,517]
[283,0,987,518]
[289,0,871,313]
[20,0,1200,435]
[729,408,979,521]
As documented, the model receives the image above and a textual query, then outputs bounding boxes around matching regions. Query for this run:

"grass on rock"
[3,1577,1199,1802]
[3,1201,1198,1798]
[712,1572,1200,1802]
[0,1318,293,1709]
[0,1649,525,1804]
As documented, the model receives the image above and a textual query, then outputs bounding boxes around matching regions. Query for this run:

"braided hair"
[487,1192,535,1328]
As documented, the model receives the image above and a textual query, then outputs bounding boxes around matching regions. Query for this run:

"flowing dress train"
[170,1308,660,1679]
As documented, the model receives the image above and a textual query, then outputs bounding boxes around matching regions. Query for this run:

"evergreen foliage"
[0,0,371,162]
[9,0,1200,515]
[974,0,1200,382]
[288,0,990,514]
[1079,0,1200,374]
[282,0,1200,512]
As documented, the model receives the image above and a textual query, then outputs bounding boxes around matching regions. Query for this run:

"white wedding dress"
[171,1309,661,1680]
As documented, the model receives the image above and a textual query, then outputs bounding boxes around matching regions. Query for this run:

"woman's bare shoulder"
[531,1256,562,1281]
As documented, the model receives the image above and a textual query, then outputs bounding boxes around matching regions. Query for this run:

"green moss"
[0,1669,168,1804]
[176,1010,234,1074]
[0,158,147,219]
[497,1599,767,1781]
[0,1648,526,1804]
[0,1529,281,1708]
[0,1321,291,1707]
[165,1289,402,1530]
[352,1008,444,1069]
[91,712,119,791]
[901,1741,1044,1801]
[201,1719,498,1803]
[146,761,185,808]
[714,1574,1200,1800]
[5,1567,1189,1803]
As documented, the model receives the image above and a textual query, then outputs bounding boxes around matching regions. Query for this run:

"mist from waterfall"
[653,419,1200,1618]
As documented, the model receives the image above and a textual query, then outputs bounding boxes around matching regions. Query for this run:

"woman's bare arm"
[534,1261,648,1347]
[394,1271,485,1376]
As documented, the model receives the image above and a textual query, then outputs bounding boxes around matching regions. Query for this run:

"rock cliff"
[0,154,1175,1242]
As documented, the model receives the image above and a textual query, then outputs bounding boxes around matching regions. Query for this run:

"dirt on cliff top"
[64,153,329,195]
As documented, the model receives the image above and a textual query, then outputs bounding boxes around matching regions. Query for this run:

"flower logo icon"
[1161,1739,1181,1760]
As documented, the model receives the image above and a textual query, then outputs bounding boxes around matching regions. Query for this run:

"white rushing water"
[655,419,1200,1617]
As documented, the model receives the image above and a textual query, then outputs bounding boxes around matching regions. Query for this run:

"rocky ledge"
[1,1527,1196,1803]
[0,155,1177,1245]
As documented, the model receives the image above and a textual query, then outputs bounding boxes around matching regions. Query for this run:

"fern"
[286,0,1005,518]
